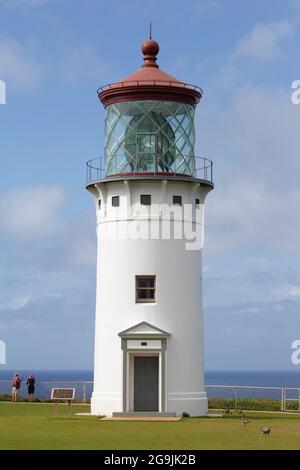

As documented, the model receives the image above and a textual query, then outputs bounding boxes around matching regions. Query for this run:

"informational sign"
[51,388,75,401]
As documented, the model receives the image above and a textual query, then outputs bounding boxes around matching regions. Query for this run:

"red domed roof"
[98,38,202,107]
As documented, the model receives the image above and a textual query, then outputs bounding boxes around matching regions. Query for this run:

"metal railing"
[206,385,285,412]
[0,381,299,411]
[86,156,213,185]
[0,380,94,403]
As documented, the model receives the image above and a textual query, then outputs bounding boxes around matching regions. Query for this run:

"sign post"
[51,388,75,417]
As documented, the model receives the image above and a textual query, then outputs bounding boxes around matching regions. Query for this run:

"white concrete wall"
[88,179,211,416]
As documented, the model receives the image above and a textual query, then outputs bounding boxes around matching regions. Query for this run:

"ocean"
[1,370,300,400]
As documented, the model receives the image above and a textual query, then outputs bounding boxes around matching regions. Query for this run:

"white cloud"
[0,36,43,90]
[272,285,300,300]
[0,185,65,240]
[195,0,221,15]
[200,84,300,254]
[60,45,110,85]
[206,177,300,254]
[232,21,294,61]
[0,295,32,312]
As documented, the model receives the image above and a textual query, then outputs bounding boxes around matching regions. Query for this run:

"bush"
[208,398,282,412]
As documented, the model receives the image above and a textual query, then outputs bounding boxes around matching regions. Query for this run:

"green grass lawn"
[1,403,300,450]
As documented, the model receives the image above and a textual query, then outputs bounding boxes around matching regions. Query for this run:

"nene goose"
[241,417,251,425]
[261,426,271,436]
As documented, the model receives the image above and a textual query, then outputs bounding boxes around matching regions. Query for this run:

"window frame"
[135,275,156,303]
[112,196,120,207]
[173,195,182,206]
[140,194,152,206]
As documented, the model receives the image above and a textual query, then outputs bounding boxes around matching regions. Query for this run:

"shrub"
[208,398,282,412]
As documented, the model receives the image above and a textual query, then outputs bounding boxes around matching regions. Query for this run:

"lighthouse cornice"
[98,83,202,108]
[86,174,214,194]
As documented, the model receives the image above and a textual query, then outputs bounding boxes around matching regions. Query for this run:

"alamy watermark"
[0,340,6,365]
[291,340,300,365]
[0,80,6,105]
[291,80,300,105]
[97,202,205,251]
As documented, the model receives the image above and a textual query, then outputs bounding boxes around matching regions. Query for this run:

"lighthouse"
[86,36,213,417]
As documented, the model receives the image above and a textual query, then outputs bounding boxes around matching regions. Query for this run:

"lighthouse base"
[91,393,122,417]
[167,392,208,417]
[90,392,208,417]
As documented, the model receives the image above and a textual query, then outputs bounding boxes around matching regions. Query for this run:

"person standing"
[12,373,22,402]
[26,374,35,402]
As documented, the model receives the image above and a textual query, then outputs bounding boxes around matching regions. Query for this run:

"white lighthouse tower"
[86,37,213,417]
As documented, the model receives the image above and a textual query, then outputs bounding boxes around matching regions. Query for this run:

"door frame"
[118,322,171,413]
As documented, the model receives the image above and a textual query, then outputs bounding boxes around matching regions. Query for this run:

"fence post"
[281,387,284,412]
[234,387,237,410]
[83,381,86,404]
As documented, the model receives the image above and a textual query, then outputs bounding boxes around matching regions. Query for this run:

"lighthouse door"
[134,356,159,411]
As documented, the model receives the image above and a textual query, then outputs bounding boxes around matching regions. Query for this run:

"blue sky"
[0,0,300,371]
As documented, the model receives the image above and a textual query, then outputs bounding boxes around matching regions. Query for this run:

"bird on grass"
[241,417,251,425]
[261,426,271,436]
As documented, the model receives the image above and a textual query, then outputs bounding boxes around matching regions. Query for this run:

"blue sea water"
[205,370,300,388]
[1,370,300,400]
[205,371,300,400]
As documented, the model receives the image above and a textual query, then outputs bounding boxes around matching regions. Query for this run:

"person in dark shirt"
[26,374,35,402]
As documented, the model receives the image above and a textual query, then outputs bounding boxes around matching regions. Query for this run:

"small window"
[173,195,182,206]
[136,275,156,303]
[140,194,151,206]
[112,196,120,207]
[98,199,101,209]
[195,198,200,206]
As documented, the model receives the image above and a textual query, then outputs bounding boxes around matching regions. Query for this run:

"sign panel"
[51,388,75,401]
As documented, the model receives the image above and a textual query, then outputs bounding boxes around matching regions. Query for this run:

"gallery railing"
[86,156,213,185]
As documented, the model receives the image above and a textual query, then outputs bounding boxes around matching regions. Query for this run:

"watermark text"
[291,340,300,365]
[0,80,6,105]
[291,80,300,105]
[0,340,6,365]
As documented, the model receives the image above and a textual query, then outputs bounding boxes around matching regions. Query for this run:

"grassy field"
[1,402,300,450]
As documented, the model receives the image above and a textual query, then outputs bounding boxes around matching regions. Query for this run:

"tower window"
[112,196,120,207]
[195,198,200,206]
[140,194,151,206]
[173,195,182,206]
[98,199,101,209]
[136,275,156,303]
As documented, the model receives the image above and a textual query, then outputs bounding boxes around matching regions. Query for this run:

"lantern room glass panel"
[104,100,195,176]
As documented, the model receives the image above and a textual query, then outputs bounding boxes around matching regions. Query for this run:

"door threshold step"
[112,412,176,418]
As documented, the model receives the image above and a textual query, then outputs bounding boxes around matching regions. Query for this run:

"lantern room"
[88,38,213,184]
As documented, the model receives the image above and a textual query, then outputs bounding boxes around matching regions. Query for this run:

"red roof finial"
[141,31,159,69]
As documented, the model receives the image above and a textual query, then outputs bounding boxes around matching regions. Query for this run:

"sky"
[0,0,300,372]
